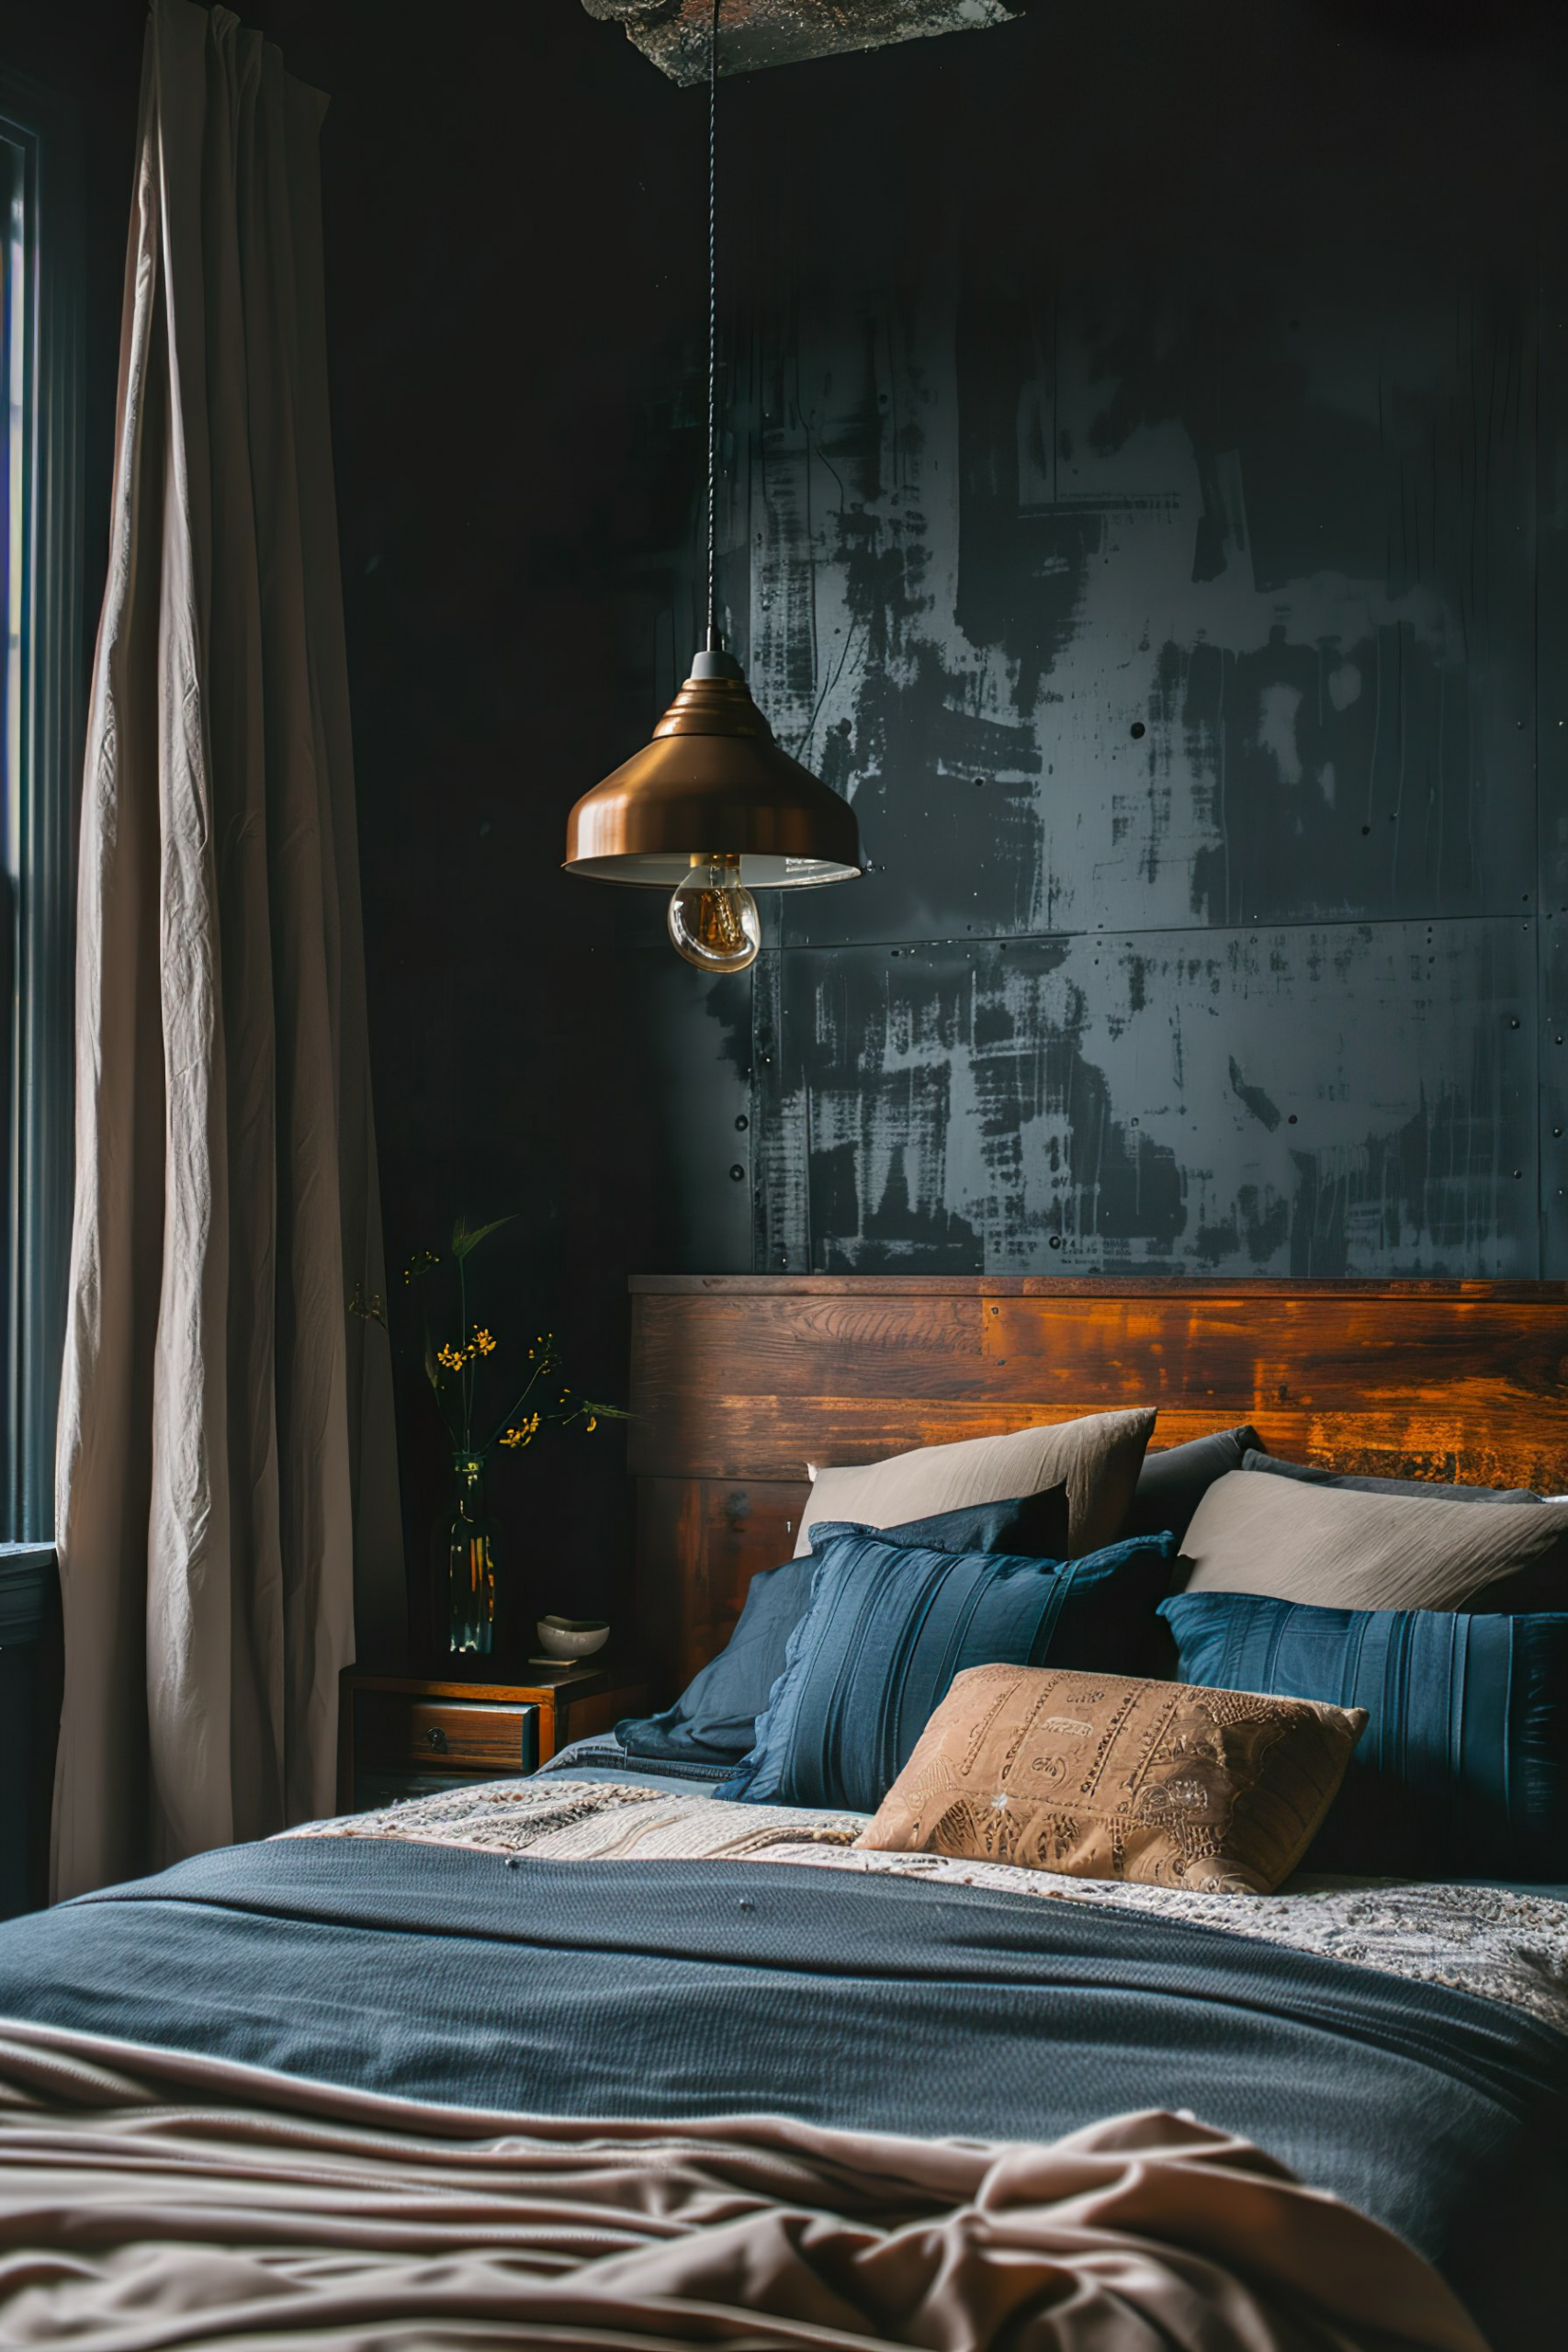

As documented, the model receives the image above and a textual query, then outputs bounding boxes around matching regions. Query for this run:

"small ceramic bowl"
[535,1614,610,1661]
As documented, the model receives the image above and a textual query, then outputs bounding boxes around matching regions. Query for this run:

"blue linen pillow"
[1160,1589,1568,1880]
[615,1486,1072,1770]
[719,1526,1178,1812]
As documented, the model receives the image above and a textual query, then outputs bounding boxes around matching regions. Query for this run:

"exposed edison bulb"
[668,854,761,972]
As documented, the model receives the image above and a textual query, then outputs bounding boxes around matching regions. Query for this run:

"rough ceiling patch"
[581,1,1021,85]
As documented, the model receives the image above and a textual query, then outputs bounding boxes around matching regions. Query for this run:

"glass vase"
[446,1452,497,1657]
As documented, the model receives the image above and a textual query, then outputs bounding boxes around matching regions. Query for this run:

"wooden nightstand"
[337,1662,649,1814]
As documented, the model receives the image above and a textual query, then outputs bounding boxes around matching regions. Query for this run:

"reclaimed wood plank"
[630,1399,1568,1490]
[629,1292,1568,1419]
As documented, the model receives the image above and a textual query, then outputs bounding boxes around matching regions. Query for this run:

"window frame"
[0,66,82,1551]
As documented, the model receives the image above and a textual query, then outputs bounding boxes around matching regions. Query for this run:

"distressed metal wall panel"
[1540,196,1568,1269]
[744,262,1537,951]
[617,941,755,1272]
[750,939,810,1272]
[780,921,1535,1278]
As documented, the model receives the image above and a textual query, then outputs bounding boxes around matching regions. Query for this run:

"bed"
[0,1274,1563,2350]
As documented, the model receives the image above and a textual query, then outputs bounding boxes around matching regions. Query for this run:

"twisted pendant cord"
[706,0,719,650]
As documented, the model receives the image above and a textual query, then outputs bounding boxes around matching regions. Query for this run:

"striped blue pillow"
[1159,1591,1568,1880]
[719,1526,1178,1812]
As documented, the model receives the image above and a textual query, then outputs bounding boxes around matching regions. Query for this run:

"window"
[0,70,81,1550]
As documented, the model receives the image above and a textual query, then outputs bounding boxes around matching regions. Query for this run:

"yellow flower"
[471,1329,497,1355]
[436,1344,464,1372]
[585,1415,597,1432]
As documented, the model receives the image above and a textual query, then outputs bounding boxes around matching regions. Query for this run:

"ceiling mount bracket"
[581,1,1021,85]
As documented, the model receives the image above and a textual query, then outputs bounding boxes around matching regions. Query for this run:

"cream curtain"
[51,0,404,1900]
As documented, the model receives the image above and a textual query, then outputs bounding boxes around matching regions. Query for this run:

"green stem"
[479,1355,561,1453]
[423,1315,461,1442]
[458,1257,472,1447]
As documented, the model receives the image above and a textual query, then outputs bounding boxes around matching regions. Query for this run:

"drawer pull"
[424,1725,447,1754]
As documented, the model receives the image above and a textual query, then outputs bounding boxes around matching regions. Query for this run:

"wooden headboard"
[627,1275,1568,1699]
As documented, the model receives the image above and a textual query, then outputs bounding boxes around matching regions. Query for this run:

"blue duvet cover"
[0,1833,1561,2344]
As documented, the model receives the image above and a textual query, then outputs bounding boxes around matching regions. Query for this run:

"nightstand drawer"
[356,1692,540,1778]
[338,1668,648,1814]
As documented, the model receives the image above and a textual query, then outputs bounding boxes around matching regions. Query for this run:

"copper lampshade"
[563,647,861,888]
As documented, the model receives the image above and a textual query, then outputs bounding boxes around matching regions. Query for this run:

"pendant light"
[563,0,862,971]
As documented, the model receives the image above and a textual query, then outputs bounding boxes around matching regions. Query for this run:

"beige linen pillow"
[795,1408,1156,1561]
[856,1661,1366,1895]
[1179,1470,1568,1610]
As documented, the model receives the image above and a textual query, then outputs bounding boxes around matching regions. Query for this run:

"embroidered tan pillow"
[855,1663,1367,1895]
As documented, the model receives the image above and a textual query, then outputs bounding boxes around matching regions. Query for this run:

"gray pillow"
[1123,1425,1262,1542]
[1242,1447,1546,1507]
[796,1408,1156,1561]
[1179,1470,1568,1611]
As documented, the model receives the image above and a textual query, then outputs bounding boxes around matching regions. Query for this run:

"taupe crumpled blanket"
[0,2022,1486,2350]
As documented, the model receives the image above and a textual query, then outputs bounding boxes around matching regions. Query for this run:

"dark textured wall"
[676,0,1568,1288]
[262,0,716,1652]
[14,0,1568,1670]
